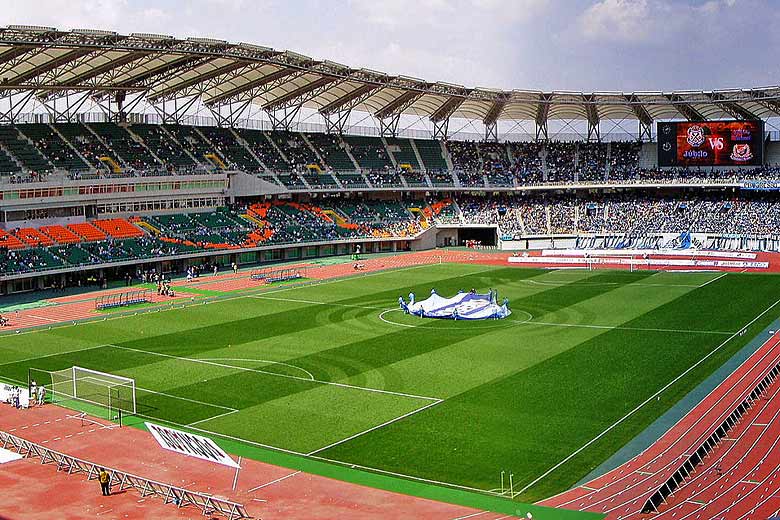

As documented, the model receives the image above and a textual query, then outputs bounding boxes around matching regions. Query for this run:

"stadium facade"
[3,25,780,294]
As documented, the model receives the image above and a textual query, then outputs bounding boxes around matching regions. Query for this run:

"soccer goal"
[29,366,136,421]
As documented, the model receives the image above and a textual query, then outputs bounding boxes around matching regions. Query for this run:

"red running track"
[540,332,780,519]
[0,404,516,520]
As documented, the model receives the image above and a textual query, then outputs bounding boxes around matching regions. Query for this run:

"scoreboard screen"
[657,120,764,167]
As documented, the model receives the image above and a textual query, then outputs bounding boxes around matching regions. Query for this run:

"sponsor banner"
[741,180,780,191]
[541,249,757,259]
[145,422,240,469]
[508,256,769,269]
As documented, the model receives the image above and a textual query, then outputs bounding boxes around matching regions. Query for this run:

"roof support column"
[432,119,449,140]
[429,97,464,141]
[374,91,424,138]
[482,97,506,143]
[206,99,252,128]
[151,96,200,125]
[484,121,498,143]
[323,110,350,134]
[266,105,301,131]
[587,120,600,142]
[535,94,552,142]
[319,84,378,135]
[379,113,401,138]
[584,94,600,143]
[638,120,652,142]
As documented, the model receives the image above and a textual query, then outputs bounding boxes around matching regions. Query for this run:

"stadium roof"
[2,25,780,128]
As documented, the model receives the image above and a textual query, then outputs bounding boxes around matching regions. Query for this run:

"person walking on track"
[98,468,111,496]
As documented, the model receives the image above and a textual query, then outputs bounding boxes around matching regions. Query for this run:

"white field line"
[137,387,237,412]
[258,294,735,336]
[106,344,441,402]
[0,370,235,415]
[199,358,315,381]
[248,262,498,299]
[515,295,780,496]
[520,279,702,288]
[249,295,382,310]
[246,471,301,492]
[252,294,730,336]
[307,399,444,455]
[0,344,111,367]
[128,409,495,495]
[0,262,450,339]
[699,272,728,288]
[526,320,735,336]
[187,409,240,427]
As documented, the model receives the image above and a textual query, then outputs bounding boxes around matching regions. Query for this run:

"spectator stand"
[95,290,150,310]
[250,266,306,284]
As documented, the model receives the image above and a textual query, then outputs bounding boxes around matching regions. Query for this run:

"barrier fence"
[0,430,250,520]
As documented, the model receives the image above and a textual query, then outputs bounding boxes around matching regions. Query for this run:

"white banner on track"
[508,256,769,269]
[145,422,240,469]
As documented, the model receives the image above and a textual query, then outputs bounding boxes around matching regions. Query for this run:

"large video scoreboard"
[657,120,764,167]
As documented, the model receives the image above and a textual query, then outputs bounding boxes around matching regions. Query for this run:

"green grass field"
[2,264,779,506]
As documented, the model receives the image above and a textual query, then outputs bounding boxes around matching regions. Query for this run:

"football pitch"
[2,263,780,503]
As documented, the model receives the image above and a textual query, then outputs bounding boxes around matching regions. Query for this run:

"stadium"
[1,15,780,519]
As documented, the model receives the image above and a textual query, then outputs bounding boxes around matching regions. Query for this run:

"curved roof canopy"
[1,25,780,126]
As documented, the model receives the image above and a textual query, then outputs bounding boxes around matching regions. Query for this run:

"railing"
[641,362,780,513]
[0,430,251,520]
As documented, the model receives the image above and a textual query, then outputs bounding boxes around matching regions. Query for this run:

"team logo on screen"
[686,125,706,148]
[730,144,753,162]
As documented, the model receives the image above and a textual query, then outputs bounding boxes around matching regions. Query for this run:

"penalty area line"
[105,344,442,402]
[307,398,444,455]
[187,409,240,427]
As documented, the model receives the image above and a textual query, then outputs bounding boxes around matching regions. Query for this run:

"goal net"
[29,366,136,419]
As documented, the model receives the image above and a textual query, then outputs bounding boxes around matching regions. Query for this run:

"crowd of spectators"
[454,194,780,238]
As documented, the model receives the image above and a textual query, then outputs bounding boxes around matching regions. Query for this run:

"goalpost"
[29,366,136,421]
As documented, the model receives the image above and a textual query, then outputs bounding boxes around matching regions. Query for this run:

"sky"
[0,0,777,93]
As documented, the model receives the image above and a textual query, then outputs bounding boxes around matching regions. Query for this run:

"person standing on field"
[98,468,111,496]
[37,385,46,406]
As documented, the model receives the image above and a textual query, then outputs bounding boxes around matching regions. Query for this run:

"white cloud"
[579,0,652,42]
[0,0,774,92]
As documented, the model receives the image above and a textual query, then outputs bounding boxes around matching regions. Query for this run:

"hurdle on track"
[250,266,306,284]
[95,289,151,310]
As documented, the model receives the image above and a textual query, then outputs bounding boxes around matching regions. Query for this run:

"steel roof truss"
[149,60,249,101]
[205,67,298,106]
[665,94,705,121]
[262,76,338,111]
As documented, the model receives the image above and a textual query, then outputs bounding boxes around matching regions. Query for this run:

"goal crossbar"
[30,365,137,419]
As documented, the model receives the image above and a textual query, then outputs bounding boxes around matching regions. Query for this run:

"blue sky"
[1,0,777,92]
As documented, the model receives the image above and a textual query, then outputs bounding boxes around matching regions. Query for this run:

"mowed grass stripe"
[318,272,780,499]
[347,271,714,399]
